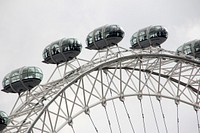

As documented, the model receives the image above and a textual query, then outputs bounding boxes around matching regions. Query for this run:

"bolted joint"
[137,91,143,101]
[119,93,125,102]
[194,102,200,111]
[84,106,90,115]
[101,97,107,107]
[68,117,73,126]
[175,96,180,105]
[156,92,162,101]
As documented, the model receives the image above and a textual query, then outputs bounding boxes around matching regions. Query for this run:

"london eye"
[1,24,200,133]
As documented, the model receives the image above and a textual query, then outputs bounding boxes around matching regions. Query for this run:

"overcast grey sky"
[0,0,200,132]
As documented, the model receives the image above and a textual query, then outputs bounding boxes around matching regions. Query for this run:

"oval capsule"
[86,24,125,50]
[1,66,43,93]
[130,25,168,49]
[0,111,8,131]
[176,39,200,58]
[42,38,82,64]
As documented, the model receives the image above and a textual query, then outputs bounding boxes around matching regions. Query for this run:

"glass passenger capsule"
[130,25,168,49]
[176,39,200,58]
[42,38,82,64]
[0,111,8,131]
[86,24,125,50]
[1,66,43,93]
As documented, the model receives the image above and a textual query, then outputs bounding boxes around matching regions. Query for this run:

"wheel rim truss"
[3,48,200,133]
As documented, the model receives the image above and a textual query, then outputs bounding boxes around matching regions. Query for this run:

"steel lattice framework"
[2,46,200,133]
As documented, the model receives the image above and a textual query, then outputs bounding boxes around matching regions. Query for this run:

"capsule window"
[74,40,82,51]
[35,72,43,79]
[183,45,192,55]
[105,25,117,38]
[131,33,138,45]
[154,26,163,37]
[161,28,168,38]
[94,29,103,41]
[11,71,20,83]
[68,39,74,51]
[149,28,157,38]
[154,26,162,30]
[51,43,60,55]
[22,67,42,80]
[62,40,69,52]
[194,41,200,52]
[34,72,42,79]
[149,33,156,38]
[3,75,9,87]
[105,26,112,38]
[0,111,8,125]
[195,47,200,52]
[43,46,50,59]
[68,39,75,50]
[22,68,29,79]
[34,68,42,79]
[138,30,147,41]
[132,38,137,45]
[176,46,183,54]
[0,111,7,118]
[87,32,93,45]
[117,26,124,37]
[132,33,137,38]
[27,68,34,78]
[62,39,76,52]
[107,25,118,37]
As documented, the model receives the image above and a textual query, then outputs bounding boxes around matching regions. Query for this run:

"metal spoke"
[158,100,168,133]
[87,114,99,133]
[139,99,146,133]
[196,110,200,133]
[122,101,135,133]
[104,106,113,133]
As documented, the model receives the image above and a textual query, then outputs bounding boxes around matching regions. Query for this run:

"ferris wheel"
[1,24,200,133]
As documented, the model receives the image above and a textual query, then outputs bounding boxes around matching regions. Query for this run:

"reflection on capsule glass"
[86,24,125,50]
[176,39,200,59]
[0,111,8,131]
[1,66,43,93]
[42,38,82,64]
[130,25,168,49]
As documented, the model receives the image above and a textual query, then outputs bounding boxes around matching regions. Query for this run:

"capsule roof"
[86,24,125,50]
[130,25,168,49]
[176,39,200,58]
[2,66,43,93]
[0,111,8,131]
[42,38,82,64]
